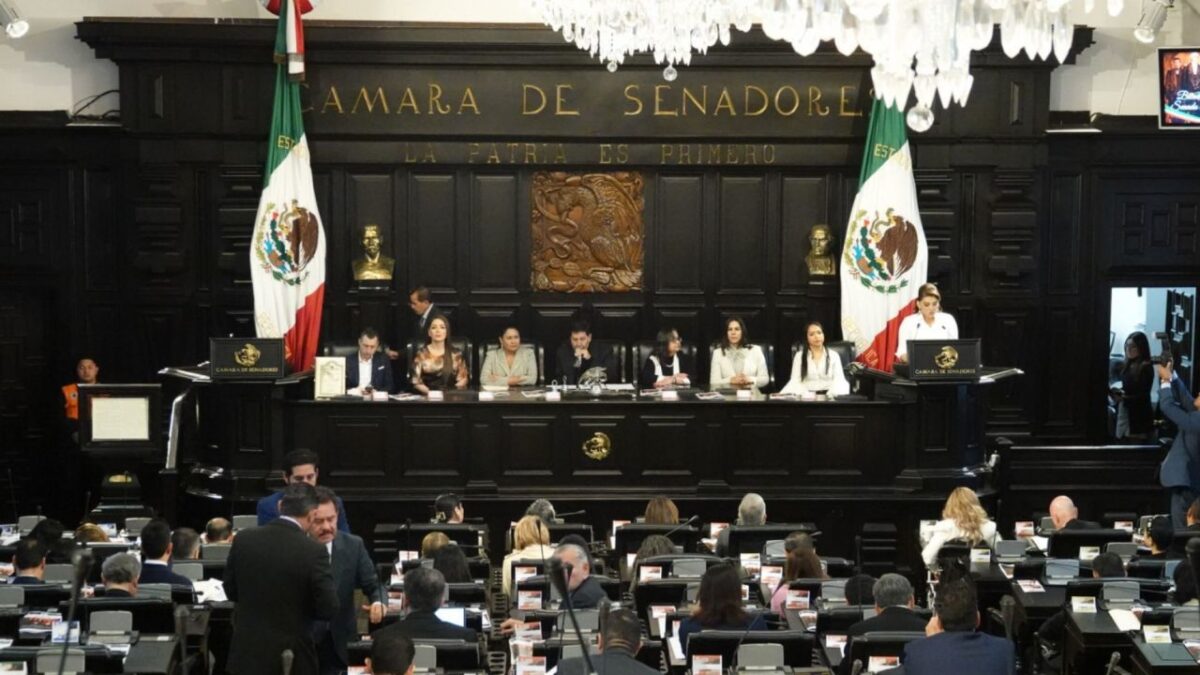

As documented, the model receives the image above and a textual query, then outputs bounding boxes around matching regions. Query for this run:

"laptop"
[1044,558,1080,586]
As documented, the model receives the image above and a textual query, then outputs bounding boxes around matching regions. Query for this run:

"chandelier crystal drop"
[527,0,1128,132]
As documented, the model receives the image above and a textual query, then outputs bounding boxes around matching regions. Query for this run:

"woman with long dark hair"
[709,316,770,390]
[1112,331,1154,439]
[411,314,468,393]
[781,321,849,396]
[676,563,766,648]
[639,327,692,390]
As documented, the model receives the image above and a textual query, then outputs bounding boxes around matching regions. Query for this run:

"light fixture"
[1134,0,1173,44]
[529,0,1136,132]
[0,0,28,39]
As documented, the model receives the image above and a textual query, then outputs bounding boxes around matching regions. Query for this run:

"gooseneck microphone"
[662,515,700,541]
[57,547,94,675]
[281,648,294,675]
[547,555,598,675]
[555,510,587,520]
[174,606,189,670]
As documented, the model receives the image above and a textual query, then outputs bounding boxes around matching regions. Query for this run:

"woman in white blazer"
[709,317,770,389]
[921,487,999,569]
[781,321,849,396]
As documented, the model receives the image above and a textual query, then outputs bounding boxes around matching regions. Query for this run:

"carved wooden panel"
[82,168,118,292]
[981,307,1037,432]
[726,413,791,480]
[0,171,56,269]
[1103,175,1200,267]
[655,175,704,293]
[471,174,520,292]
[326,416,388,478]
[214,166,261,292]
[718,176,767,294]
[400,414,464,477]
[636,415,696,479]
[130,166,191,294]
[567,415,625,479]
[530,171,645,292]
[914,171,960,293]
[985,172,1039,295]
[1048,171,1082,295]
[800,417,863,478]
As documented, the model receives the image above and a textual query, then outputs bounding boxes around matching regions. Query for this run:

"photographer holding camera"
[1156,350,1200,528]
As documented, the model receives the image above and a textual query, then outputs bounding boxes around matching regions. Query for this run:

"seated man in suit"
[257,449,349,532]
[1035,551,1125,665]
[716,493,766,557]
[347,327,395,395]
[1048,495,1099,531]
[555,320,618,385]
[1135,516,1180,561]
[847,574,927,637]
[901,579,1014,675]
[7,538,46,584]
[138,519,193,588]
[308,487,384,675]
[373,566,478,643]
[556,606,659,675]
[367,630,415,675]
[101,553,141,597]
[205,517,234,544]
[1157,360,1200,528]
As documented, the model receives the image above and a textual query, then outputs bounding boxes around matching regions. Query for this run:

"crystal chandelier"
[528,0,1132,132]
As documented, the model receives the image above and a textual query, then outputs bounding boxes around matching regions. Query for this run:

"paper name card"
[736,389,752,399]
[390,573,403,585]
[661,389,679,400]
[1071,596,1097,614]
[426,390,444,400]
[1143,625,1171,644]
[650,605,674,637]
[798,610,818,631]
[1109,608,1141,632]
[739,553,761,575]
[1114,520,1134,532]
[970,548,991,563]
[626,553,637,570]
[515,655,546,675]
[387,592,404,614]
[1014,521,1035,537]
[515,621,542,642]
[824,634,848,655]
[999,564,1014,580]
[741,584,751,602]
[509,639,533,660]
[760,565,783,589]
[517,590,543,610]
[478,391,495,401]
[1183,639,1200,662]
[514,566,538,583]
[1078,546,1100,562]
[544,390,561,401]
[1017,580,1045,593]
[691,654,722,675]
[786,589,811,609]
[710,522,730,538]
[867,656,901,673]
[345,668,368,675]
[639,565,663,582]
[0,662,28,674]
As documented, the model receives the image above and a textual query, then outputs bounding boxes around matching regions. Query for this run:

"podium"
[860,366,1023,491]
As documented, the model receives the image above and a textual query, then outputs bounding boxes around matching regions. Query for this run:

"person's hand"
[655,376,673,389]
[386,349,399,360]
[456,377,468,389]
[924,615,942,637]
[896,354,908,364]
[576,348,590,361]
[673,373,689,386]
[507,375,523,386]
[364,601,385,624]
[1157,362,1173,384]
[731,373,748,387]
[499,617,522,635]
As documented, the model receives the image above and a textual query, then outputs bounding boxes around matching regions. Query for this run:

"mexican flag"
[839,100,928,372]
[250,0,325,372]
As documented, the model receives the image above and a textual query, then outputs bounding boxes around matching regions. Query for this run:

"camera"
[1152,331,1174,366]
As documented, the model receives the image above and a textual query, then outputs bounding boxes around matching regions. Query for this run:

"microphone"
[174,606,189,670]
[404,518,413,557]
[70,547,95,584]
[281,648,294,675]
[1103,650,1120,675]
[57,548,94,675]
[662,515,700,542]
[850,659,864,675]
[555,510,587,520]
[574,355,583,369]
[547,556,572,599]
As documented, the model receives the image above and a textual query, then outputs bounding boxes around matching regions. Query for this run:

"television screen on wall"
[1159,47,1200,128]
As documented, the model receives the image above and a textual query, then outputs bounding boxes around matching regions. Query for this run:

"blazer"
[677,613,767,651]
[1060,518,1101,530]
[709,345,770,389]
[902,631,1014,675]
[258,491,350,532]
[413,304,440,342]
[480,347,538,387]
[557,650,660,675]
[139,561,193,587]
[563,575,608,610]
[781,347,850,396]
[1159,379,1200,491]
[638,353,694,390]
[920,518,999,568]
[224,519,338,675]
[555,341,618,385]
[846,607,929,638]
[345,351,395,394]
[371,609,478,643]
[325,531,384,666]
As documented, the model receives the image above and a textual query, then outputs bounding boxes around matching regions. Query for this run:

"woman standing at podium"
[895,282,959,364]
[411,315,468,393]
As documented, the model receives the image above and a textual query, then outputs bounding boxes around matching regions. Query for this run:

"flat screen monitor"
[435,607,465,627]
[1159,48,1200,128]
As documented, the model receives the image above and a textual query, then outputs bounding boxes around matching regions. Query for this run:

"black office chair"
[505,522,593,552]
[347,639,480,670]
[476,342,545,386]
[686,629,814,669]
[406,338,474,385]
[1046,529,1132,558]
[844,631,926,674]
[613,523,703,560]
[789,340,856,389]
[67,597,177,633]
[394,523,486,553]
[322,341,358,358]
[633,578,695,622]
[632,340,699,386]
[724,524,820,557]
[708,341,776,389]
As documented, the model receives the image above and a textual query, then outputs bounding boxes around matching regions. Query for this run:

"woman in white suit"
[480,326,538,387]
[781,321,849,396]
[709,317,770,390]
[921,487,999,569]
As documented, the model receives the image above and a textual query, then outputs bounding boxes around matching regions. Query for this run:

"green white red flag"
[839,100,928,372]
[250,0,325,372]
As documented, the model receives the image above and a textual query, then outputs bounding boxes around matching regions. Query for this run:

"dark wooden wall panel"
[469,174,520,293]
[655,175,704,294]
[717,177,767,294]
[408,173,457,293]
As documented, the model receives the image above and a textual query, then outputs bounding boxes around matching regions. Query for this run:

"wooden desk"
[1063,607,1132,675]
[1129,638,1200,674]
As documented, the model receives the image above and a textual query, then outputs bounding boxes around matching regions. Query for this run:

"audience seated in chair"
[716,493,766,557]
[373,567,477,643]
[922,487,999,569]
[1048,495,1100,531]
[501,515,554,599]
[432,545,472,584]
[101,553,141,597]
[204,517,234,545]
[556,606,659,675]
[8,538,47,584]
[1133,516,1181,561]
[770,534,826,613]
[848,574,928,638]
[900,578,1014,675]
[677,563,767,650]
[138,519,193,588]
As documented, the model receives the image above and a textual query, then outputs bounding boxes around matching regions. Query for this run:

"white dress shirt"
[896,311,959,359]
[709,345,770,389]
[781,348,849,396]
[357,356,373,389]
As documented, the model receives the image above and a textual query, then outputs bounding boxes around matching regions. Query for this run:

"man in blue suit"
[901,579,1014,675]
[7,539,46,585]
[138,519,193,588]
[346,327,394,394]
[257,450,349,532]
[1156,360,1200,528]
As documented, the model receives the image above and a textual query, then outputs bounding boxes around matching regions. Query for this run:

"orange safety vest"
[62,383,79,420]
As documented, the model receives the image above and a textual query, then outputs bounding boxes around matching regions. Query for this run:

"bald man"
[1048,496,1099,531]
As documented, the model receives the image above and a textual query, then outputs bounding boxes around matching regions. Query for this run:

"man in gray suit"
[308,487,384,675]
[1157,360,1200,528]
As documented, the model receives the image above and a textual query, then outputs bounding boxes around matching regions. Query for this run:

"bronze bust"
[351,224,395,281]
[806,223,836,276]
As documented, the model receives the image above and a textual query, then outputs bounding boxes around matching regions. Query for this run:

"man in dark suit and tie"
[386,286,439,366]
[847,574,927,637]
[100,553,141,597]
[1157,359,1200,528]
[555,607,660,675]
[225,483,338,675]
[1048,495,1100,531]
[138,519,193,588]
[901,579,1014,675]
[346,327,394,394]
[555,320,619,385]
[7,539,46,585]
[372,567,478,643]
[308,487,384,675]
[257,450,349,532]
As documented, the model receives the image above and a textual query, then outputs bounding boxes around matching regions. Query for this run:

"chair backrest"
[446,582,486,606]
[44,563,74,584]
[17,514,45,534]
[407,338,475,385]
[174,562,203,581]
[231,515,258,531]
[414,644,437,670]
[0,585,24,608]
[1105,542,1138,559]
[613,523,702,557]
[322,341,358,358]
[1047,529,1132,558]
[587,339,628,383]
[844,631,926,671]
[477,342,545,386]
[738,643,784,668]
[124,517,151,537]
[724,524,819,557]
[201,544,232,561]
[90,610,133,633]
[412,639,480,670]
[685,629,813,669]
[37,647,84,674]
[1039,516,1056,533]
[138,583,173,601]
